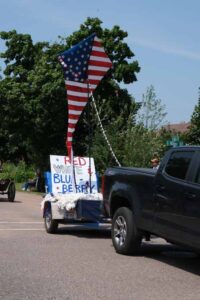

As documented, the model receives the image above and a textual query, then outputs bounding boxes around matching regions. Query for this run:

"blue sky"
[0,0,200,124]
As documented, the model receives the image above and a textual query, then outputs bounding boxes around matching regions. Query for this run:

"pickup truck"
[103,146,200,255]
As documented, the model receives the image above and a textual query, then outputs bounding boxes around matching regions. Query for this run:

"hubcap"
[114,216,127,247]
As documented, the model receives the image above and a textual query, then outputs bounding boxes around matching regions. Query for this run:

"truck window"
[165,151,194,180]
[195,166,200,184]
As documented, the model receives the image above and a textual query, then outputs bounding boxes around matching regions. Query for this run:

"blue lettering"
[81,184,96,193]
[60,175,71,184]
[81,185,87,193]
[60,174,65,183]
[65,175,71,184]
[68,184,73,193]
[62,184,73,193]
[57,182,97,194]
[62,184,68,193]
[54,174,72,184]
[54,174,60,183]
[76,185,81,193]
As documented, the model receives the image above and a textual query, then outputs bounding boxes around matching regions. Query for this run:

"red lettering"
[64,156,86,166]
[78,157,86,166]
[64,156,70,164]
[88,167,93,175]
[73,157,79,166]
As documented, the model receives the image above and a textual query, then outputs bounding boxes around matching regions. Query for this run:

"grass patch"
[15,182,44,196]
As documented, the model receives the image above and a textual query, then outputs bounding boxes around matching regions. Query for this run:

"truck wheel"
[44,205,58,234]
[8,182,16,202]
[112,207,141,255]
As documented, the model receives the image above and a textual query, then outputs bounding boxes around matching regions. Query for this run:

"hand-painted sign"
[50,155,98,194]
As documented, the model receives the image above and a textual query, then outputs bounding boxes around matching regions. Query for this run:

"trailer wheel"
[112,207,142,255]
[44,205,58,234]
[8,182,16,202]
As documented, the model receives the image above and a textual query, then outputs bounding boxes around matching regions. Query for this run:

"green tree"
[123,123,166,168]
[136,85,167,130]
[91,105,133,173]
[186,88,200,145]
[0,18,140,170]
[0,30,66,168]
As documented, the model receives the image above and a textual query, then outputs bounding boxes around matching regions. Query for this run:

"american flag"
[58,33,112,159]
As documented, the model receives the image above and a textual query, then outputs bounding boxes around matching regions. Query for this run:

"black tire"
[44,205,58,234]
[112,207,142,255]
[8,182,16,202]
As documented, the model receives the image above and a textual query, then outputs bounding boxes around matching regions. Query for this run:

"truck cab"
[103,146,200,255]
[153,146,200,250]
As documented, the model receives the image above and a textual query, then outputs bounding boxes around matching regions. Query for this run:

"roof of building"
[163,122,190,133]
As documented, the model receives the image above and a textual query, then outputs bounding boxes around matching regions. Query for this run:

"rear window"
[165,151,194,180]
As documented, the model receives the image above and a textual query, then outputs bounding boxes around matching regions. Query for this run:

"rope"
[90,92,121,167]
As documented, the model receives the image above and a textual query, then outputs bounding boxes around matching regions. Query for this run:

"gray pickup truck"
[103,146,200,255]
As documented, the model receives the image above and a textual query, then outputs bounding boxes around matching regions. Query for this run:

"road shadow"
[49,227,200,274]
[56,224,111,239]
[0,197,21,203]
[0,198,10,202]
[137,240,200,276]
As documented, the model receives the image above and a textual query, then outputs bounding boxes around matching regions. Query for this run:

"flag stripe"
[68,127,75,133]
[68,114,80,120]
[67,131,73,137]
[93,39,102,47]
[88,65,109,72]
[65,81,88,88]
[67,90,88,97]
[68,104,85,111]
[69,109,82,115]
[66,81,96,92]
[92,46,105,52]
[66,84,89,93]
[88,74,103,81]
[68,100,88,106]
[88,78,103,86]
[90,55,112,63]
[67,94,88,101]
[68,118,78,124]
[88,69,107,76]
[68,123,76,129]
[88,60,112,68]
[91,50,109,58]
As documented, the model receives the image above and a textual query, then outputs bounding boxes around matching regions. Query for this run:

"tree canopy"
[0,17,140,171]
[136,85,167,130]
[186,88,200,145]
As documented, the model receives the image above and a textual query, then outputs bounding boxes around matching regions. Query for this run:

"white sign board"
[50,155,98,194]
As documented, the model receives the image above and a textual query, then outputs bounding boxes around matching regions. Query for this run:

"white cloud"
[132,37,200,61]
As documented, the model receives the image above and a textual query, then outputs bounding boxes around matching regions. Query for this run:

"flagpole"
[67,144,76,193]
[87,80,92,194]
[71,149,77,193]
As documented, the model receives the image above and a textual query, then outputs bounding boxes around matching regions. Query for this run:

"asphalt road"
[0,191,200,300]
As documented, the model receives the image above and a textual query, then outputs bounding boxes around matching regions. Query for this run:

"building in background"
[163,122,190,147]
[164,122,190,134]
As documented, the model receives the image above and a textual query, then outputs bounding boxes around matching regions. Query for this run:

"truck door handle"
[156,185,165,192]
[184,192,196,199]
